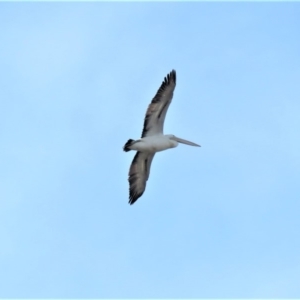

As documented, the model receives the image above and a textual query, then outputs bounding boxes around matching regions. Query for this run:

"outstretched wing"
[128,151,155,205]
[141,70,176,137]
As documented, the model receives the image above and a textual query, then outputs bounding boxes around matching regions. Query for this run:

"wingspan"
[128,152,155,205]
[141,70,176,138]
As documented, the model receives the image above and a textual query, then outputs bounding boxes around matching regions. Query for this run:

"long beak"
[172,136,201,147]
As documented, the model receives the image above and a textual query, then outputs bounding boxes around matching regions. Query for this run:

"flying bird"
[123,70,200,205]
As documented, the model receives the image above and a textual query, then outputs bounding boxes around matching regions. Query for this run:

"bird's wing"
[128,151,155,205]
[141,70,176,138]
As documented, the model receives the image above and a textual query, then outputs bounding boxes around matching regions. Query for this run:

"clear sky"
[1,2,300,298]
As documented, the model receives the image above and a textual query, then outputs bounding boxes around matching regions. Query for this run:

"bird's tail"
[123,139,135,152]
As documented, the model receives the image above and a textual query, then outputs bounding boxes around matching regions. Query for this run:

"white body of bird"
[128,135,178,153]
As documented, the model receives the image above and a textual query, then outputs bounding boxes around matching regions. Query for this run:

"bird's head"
[169,135,201,147]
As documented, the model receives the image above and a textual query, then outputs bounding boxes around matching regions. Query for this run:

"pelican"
[123,70,200,205]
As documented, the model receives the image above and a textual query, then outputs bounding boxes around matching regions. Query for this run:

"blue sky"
[1,2,300,298]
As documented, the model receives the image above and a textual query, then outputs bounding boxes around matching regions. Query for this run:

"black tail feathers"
[123,139,135,152]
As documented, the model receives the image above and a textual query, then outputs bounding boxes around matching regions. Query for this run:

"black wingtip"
[128,192,143,205]
[167,69,176,84]
[129,196,136,205]
[160,69,176,92]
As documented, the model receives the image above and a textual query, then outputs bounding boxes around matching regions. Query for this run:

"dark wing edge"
[128,152,155,205]
[141,70,176,138]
